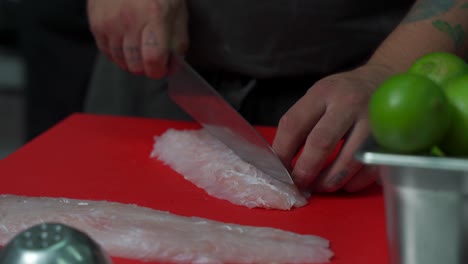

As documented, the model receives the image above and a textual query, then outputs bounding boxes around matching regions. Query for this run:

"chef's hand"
[87,0,188,79]
[272,64,394,193]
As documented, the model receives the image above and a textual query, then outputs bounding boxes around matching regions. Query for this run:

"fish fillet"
[0,195,333,264]
[151,129,307,210]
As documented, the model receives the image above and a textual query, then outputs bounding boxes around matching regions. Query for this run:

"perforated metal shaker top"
[0,222,112,264]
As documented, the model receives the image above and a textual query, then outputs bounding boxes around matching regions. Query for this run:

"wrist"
[352,62,399,88]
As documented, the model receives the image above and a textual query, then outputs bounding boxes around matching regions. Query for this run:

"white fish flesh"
[151,129,307,210]
[0,195,333,263]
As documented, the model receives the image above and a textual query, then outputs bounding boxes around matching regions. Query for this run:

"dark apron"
[85,0,413,126]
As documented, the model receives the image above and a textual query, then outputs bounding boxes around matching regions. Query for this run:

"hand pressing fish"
[151,128,308,210]
[0,195,333,264]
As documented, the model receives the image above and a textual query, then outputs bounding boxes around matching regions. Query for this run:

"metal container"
[0,222,112,264]
[355,137,468,264]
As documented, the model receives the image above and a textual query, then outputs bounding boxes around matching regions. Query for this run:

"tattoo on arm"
[402,0,456,23]
[325,170,349,188]
[145,31,159,46]
[432,20,465,49]
[125,46,139,54]
[124,46,142,64]
[401,1,467,56]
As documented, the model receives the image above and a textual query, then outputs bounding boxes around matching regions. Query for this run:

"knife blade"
[167,56,294,185]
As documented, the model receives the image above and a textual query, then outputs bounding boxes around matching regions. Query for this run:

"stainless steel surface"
[0,222,112,264]
[168,55,294,185]
[355,137,468,264]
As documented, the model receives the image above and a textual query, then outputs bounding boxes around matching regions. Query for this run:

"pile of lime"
[369,52,468,157]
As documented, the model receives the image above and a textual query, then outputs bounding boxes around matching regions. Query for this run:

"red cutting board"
[0,113,389,264]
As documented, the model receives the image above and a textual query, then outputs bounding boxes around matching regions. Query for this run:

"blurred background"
[0,0,24,159]
[0,0,97,159]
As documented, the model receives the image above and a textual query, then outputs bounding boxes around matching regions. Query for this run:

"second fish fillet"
[0,195,333,264]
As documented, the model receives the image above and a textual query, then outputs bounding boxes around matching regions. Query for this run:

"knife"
[167,55,294,185]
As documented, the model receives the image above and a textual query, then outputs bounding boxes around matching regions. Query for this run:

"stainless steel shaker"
[0,222,112,264]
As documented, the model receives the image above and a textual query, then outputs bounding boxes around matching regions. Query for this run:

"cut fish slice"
[151,129,307,210]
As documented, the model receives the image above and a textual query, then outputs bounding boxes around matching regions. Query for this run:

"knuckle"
[311,78,338,94]
[294,166,310,179]
[292,167,312,187]
[278,113,299,132]
[124,46,140,55]
[342,93,366,106]
[307,129,337,153]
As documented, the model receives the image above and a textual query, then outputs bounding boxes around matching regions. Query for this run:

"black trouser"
[16,0,97,141]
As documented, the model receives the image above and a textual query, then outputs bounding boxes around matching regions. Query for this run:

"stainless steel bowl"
[355,137,468,264]
[0,222,112,264]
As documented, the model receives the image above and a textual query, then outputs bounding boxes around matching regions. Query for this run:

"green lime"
[408,51,468,87]
[440,74,468,156]
[430,146,446,157]
[369,72,452,153]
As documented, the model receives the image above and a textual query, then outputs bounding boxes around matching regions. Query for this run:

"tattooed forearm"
[402,0,457,23]
[432,20,465,49]
[401,0,467,52]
